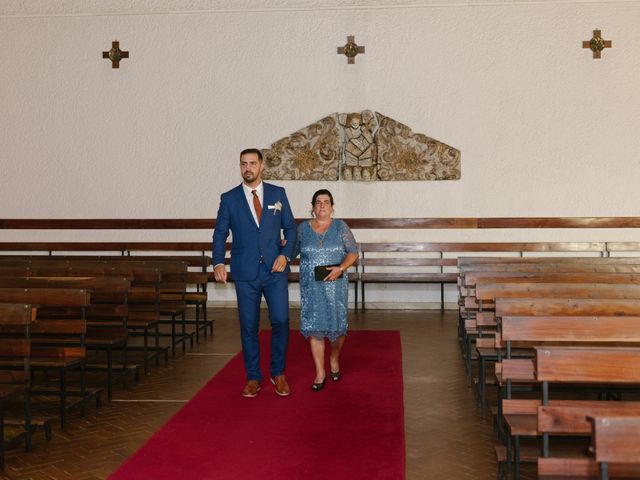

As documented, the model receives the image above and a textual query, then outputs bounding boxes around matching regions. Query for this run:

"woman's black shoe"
[330,371,341,382]
[311,377,326,391]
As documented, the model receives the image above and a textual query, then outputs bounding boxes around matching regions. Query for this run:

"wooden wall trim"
[0,241,610,252]
[2,217,640,230]
[0,219,215,229]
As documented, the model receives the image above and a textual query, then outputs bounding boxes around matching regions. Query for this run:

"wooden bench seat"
[359,243,458,310]
[497,345,640,480]
[588,415,640,480]
[459,267,640,338]
[469,281,640,407]
[459,256,640,266]
[538,457,640,479]
[458,268,640,372]
[461,261,640,275]
[491,299,640,480]
[533,347,640,479]
[0,267,158,383]
[0,287,91,429]
[0,261,171,376]
[498,400,640,480]
[458,271,640,345]
[0,303,34,470]
[497,312,640,397]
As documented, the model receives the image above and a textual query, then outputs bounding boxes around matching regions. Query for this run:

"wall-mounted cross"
[582,29,612,59]
[337,35,365,64]
[103,41,129,68]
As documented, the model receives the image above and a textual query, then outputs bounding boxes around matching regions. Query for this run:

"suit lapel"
[235,184,258,228]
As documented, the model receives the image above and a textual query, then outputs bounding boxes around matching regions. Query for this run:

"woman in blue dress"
[296,189,358,391]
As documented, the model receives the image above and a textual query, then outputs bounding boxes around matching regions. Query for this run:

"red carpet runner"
[110,330,405,480]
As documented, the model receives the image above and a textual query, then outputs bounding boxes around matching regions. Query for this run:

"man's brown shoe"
[242,380,260,398]
[270,375,290,396]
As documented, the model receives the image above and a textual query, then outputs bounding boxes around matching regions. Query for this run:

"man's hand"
[213,264,228,284]
[272,255,288,273]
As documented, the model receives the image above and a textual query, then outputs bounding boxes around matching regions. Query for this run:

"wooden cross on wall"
[103,41,129,68]
[582,30,612,59]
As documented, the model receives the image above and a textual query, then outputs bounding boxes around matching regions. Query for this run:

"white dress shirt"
[243,181,263,227]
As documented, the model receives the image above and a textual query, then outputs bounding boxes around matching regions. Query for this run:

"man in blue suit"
[212,148,297,397]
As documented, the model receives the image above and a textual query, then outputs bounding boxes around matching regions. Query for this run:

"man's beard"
[243,172,256,182]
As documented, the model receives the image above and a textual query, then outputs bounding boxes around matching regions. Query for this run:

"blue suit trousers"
[234,263,289,381]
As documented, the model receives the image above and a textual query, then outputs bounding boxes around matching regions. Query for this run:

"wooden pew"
[495,298,640,392]
[472,282,640,358]
[132,260,192,357]
[534,347,640,479]
[457,268,640,372]
[461,272,640,305]
[458,258,640,327]
[0,262,166,376]
[497,400,640,480]
[0,255,212,340]
[589,415,640,480]
[359,243,457,310]
[109,266,163,375]
[0,303,35,470]
[0,288,90,429]
[500,314,640,400]
[493,301,640,480]
[497,297,640,317]
[459,262,640,340]
[460,261,640,276]
[460,268,640,306]
[501,345,640,480]
[459,256,640,267]
[0,277,133,400]
[468,282,640,407]
[11,257,199,353]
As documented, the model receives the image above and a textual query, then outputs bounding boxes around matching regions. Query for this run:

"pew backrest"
[535,346,640,384]
[502,316,640,343]
[539,401,640,435]
[589,416,640,465]
[478,282,640,302]
[496,298,640,317]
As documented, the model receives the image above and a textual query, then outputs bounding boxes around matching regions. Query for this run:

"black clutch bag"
[314,264,342,281]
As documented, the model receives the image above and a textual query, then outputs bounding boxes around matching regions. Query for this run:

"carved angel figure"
[338,111,379,181]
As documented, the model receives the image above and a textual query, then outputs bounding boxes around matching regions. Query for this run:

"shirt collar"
[242,181,263,197]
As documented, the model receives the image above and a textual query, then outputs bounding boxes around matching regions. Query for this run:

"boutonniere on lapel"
[267,201,282,215]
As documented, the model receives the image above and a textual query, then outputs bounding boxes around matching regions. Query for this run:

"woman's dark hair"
[311,189,334,206]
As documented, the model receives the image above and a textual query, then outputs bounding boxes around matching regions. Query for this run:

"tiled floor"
[2,308,531,480]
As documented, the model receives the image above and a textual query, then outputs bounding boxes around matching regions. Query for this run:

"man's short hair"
[240,148,263,162]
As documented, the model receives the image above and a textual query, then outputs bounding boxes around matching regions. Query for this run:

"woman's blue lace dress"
[296,219,357,341]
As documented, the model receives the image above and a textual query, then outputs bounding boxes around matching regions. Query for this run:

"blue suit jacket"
[212,182,297,282]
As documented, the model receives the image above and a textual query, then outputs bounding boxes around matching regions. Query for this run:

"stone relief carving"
[376,115,461,181]
[338,111,379,181]
[262,110,460,181]
[262,116,340,181]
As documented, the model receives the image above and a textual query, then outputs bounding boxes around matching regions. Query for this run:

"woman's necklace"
[317,231,327,247]
[313,220,331,247]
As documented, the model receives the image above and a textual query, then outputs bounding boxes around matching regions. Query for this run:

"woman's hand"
[323,265,344,281]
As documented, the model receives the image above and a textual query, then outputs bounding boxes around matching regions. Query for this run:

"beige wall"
[2,0,639,305]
